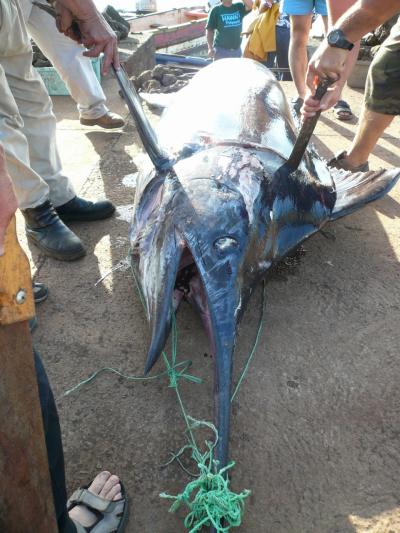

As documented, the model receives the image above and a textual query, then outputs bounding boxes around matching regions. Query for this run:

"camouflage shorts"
[364,41,400,115]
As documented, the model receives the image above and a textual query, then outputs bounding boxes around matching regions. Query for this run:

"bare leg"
[344,106,394,167]
[289,14,312,100]
[327,0,360,106]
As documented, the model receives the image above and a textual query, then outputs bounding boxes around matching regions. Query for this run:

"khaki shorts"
[364,19,400,116]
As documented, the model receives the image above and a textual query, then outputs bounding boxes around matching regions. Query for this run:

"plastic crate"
[35,56,102,96]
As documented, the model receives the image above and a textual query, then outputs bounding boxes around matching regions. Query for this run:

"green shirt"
[206,2,247,50]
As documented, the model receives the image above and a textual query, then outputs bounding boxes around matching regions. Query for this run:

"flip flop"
[67,480,128,532]
[333,100,354,121]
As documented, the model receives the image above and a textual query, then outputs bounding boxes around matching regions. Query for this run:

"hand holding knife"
[32,1,119,74]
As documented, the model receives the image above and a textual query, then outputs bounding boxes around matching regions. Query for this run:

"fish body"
[130,59,399,471]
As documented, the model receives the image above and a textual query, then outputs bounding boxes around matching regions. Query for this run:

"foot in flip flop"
[68,471,128,532]
[333,100,354,121]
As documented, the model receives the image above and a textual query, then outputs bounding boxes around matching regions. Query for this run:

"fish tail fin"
[330,167,400,221]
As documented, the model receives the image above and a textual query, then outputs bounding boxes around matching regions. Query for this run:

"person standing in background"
[265,7,292,81]
[281,0,329,113]
[206,0,254,60]
[281,0,354,120]
[23,0,125,129]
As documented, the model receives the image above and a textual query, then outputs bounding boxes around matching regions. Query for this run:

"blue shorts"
[281,0,328,16]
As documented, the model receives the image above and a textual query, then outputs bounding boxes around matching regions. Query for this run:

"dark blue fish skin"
[129,59,400,480]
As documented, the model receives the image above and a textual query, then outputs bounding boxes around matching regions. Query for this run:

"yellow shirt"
[243,2,280,61]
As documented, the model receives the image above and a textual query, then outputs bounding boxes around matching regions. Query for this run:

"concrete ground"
[24,74,400,533]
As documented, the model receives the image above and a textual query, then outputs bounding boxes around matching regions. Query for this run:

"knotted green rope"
[161,459,250,532]
[160,415,250,531]
[159,316,254,532]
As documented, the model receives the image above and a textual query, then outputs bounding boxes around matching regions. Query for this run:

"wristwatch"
[327,29,354,51]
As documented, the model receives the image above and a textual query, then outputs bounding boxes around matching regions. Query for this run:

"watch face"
[330,30,341,44]
[328,29,353,50]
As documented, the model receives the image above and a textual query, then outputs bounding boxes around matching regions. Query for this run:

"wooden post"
[0,216,58,532]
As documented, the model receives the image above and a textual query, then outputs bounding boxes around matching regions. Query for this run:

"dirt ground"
[23,74,400,533]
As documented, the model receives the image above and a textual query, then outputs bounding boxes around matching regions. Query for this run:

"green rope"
[161,460,250,532]
[158,314,252,532]
[231,281,266,402]
[59,360,201,401]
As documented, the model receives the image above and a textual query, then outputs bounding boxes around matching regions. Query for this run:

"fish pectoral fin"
[330,167,400,221]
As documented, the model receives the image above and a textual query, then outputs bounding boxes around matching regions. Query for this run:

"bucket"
[136,0,157,12]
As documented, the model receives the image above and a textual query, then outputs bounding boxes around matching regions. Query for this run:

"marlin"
[117,59,400,477]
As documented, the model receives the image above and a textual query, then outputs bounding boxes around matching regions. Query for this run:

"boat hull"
[128,7,207,49]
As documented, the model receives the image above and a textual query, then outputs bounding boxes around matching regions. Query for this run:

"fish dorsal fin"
[330,167,400,221]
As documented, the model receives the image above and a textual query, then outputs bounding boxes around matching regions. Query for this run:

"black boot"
[23,200,86,261]
[55,196,115,222]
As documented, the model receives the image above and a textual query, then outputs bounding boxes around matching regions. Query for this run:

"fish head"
[131,144,277,467]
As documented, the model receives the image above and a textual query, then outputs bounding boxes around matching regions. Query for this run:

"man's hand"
[206,29,215,58]
[306,40,348,87]
[259,0,272,13]
[0,146,18,256]
[302,83,344,119]
[303,41,349,119]
[76,14,119,75]
[54,0,119,75]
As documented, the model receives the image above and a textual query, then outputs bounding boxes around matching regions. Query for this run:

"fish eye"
[213,236,239,254]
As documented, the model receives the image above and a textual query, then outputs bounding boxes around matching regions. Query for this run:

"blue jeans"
[214,46,242,61]
[35,350,77,533]
[265,25,292,81]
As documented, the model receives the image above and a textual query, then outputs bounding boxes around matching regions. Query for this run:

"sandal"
[333,100,353,121]
[328,151,369,172]
[67,481,128,532]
